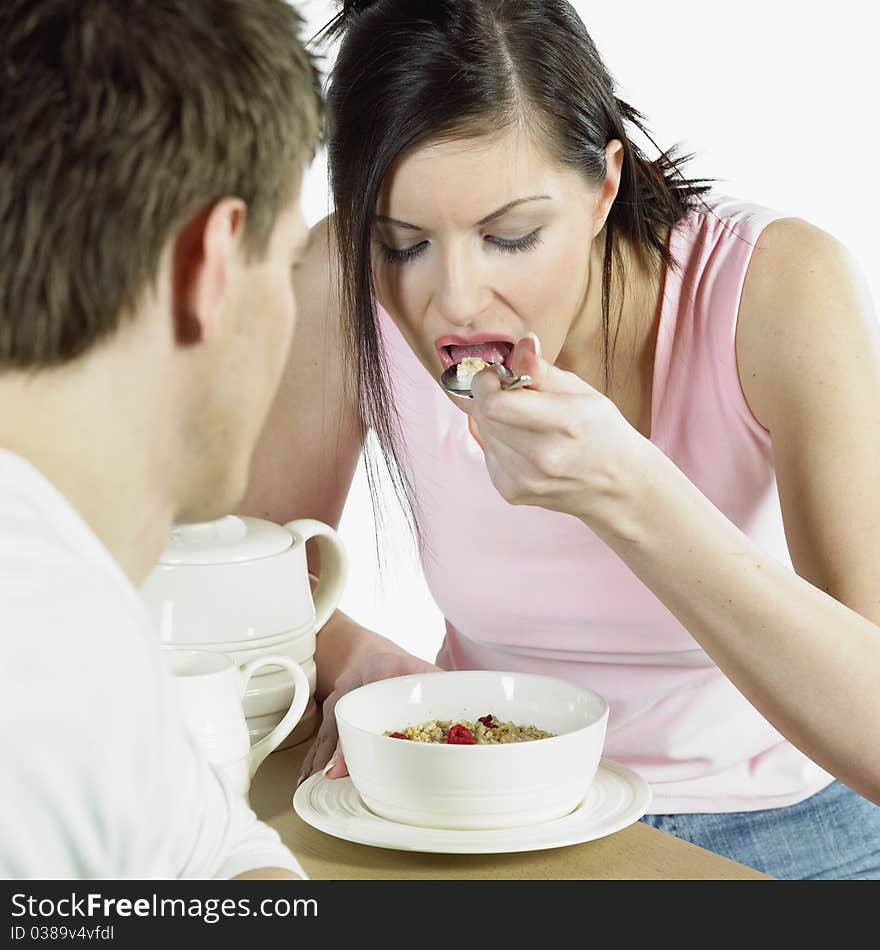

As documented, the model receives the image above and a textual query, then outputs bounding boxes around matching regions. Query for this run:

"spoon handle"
[499,372,533,391]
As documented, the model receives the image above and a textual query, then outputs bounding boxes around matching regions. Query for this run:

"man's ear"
[593,139,624,237]
[171,198,247,345]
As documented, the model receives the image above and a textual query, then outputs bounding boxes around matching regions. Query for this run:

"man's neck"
[0,356,177,587]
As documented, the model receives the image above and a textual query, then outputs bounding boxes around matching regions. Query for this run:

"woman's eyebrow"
[374,195,552,233]
[374,215,422,231]
[476,195,552,226]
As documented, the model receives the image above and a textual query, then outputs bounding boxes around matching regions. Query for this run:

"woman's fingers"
[296,652,441,786]
[468,334,545,400]
[296,745,316,785]
[322,742,347,779]
[474,389,590,434]
[471,345,590,407]
[297,693,342,783]
[508,331,543,382]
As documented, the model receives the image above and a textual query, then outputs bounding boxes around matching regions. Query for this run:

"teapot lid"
[158,515,292,565]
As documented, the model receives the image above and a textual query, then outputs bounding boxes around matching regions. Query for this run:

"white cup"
[165,648,309,799]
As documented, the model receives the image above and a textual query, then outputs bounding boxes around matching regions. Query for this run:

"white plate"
[293,757,651,854]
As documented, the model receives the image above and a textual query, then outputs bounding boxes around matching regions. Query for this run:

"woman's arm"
[712,217,880,795]
[470,219,880,804]
[237,217,441,777]
[613,219,880,803]
[238,216,361,533]
[237,216,369,698]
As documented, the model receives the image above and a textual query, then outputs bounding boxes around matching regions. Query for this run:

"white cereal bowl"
[334,670,609,831]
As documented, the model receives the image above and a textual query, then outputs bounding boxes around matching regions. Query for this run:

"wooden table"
[251,740,772,880]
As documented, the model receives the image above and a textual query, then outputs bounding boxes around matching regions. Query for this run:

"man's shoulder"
[0,463,141,614]
[0,501,157,711]
[1,535,143,641]
[0,502,170,876]
[0,458,160,750]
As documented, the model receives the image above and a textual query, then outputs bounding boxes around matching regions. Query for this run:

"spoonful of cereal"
[440,354,532,399]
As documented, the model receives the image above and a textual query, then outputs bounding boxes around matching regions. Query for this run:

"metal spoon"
[440,360,533,399]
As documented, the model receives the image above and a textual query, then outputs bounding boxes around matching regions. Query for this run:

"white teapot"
[140,515,347,647]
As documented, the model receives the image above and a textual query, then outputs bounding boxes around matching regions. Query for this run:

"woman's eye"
[381,241,428,265]
[378,229,542,263]
[485,228,543,254]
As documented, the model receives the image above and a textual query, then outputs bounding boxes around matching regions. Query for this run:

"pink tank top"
[377,197,833,813]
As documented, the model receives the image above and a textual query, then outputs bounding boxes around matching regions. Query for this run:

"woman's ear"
[170,197,247,345]
[593,139,624,236]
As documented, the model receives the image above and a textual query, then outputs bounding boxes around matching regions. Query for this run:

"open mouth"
[437,340,514,371]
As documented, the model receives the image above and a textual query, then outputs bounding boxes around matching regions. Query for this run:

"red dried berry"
[389,732,408,739]
[478,714,496,728]
[447,724,475,745]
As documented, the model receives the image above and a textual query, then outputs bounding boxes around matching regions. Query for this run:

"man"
[0,0,321,878]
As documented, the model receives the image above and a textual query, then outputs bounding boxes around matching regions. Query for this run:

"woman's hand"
[469,333,650,529]
[297,650,441,784]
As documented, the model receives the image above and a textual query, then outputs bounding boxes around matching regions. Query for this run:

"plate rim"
[292,756,652,855]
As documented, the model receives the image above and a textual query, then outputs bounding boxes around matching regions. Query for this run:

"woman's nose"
[434,249,492,327]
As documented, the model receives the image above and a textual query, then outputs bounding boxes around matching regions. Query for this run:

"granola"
[455,357,490,382]
[385,712,554,745]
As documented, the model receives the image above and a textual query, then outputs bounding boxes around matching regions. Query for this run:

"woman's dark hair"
[319,0,711,544]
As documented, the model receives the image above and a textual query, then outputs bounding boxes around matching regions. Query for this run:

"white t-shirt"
[0,450,307,880]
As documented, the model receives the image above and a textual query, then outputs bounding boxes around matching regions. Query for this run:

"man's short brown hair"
[0,0,322,368]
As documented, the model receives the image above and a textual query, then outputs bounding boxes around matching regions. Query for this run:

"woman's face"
[372,124,620,409]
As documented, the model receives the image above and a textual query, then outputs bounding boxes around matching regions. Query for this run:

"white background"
[293,0,880,662]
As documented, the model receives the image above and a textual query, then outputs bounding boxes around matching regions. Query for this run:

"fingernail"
[322,757,338,777]
[523,331,542,359]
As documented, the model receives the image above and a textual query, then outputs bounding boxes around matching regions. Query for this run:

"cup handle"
[283,518,348,633]
[240,656,310,777]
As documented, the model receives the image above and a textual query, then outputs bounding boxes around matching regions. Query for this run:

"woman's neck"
[558,227,668,436]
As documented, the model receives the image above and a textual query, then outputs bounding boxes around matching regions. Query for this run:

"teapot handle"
[283,519,348,633]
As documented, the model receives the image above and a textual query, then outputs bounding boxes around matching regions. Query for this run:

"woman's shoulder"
[737,206,862,322]
[662,193,869,423]
[681,194,856,269]
[671,193,852,302]
[735,207,874,430]
[682,193,795,244]
[298,214,340,309]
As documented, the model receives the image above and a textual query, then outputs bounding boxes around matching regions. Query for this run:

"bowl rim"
[334,669,609,751]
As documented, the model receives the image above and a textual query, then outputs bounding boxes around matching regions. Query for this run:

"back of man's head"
[0,0,322,370]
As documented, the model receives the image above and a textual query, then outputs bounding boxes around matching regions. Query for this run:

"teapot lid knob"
[160,514,292,564]
[168,515,247,548]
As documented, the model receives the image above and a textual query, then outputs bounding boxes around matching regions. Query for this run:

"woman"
[240,0,880,878]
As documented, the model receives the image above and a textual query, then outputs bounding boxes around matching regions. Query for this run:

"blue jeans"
[639,781,880,879]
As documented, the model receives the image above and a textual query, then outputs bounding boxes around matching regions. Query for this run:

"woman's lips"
[435,336,515,370]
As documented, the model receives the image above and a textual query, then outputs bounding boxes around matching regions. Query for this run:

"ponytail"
[318,0,384,41]
[597,96,712,388]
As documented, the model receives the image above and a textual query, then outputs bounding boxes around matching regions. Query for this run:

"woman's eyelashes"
[381,241,428,265]
[486,228,544,254]
[380,228,544,265]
